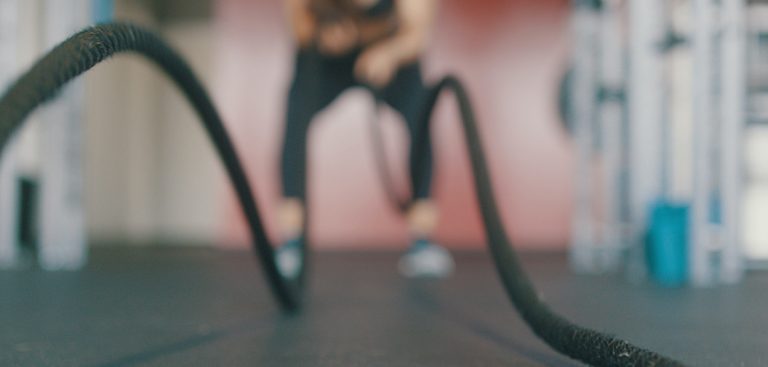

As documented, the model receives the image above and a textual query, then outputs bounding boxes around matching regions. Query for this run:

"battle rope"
[368,98,411,213]
[0,23,305,312]
[415,77,683,366]
[0,23,685,366]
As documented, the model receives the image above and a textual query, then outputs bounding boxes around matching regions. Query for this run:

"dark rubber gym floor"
[1,247,766,367]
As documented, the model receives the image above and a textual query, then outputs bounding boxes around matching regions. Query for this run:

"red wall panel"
[214,0,573,249]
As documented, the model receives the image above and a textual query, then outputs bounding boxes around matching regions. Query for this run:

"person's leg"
[379,62,436,231]
[278,49,355,277]
[280,49,356,235]
[379,62,453,277]
[380,64,432,193]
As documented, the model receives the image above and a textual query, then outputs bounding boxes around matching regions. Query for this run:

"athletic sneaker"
[275,237,304,280]
[398,238,455,278]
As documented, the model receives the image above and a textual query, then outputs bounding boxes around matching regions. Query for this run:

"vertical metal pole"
[720,0,746,283]
[628,0,664,265]
[0,0,20,268]
[598,0,625,270]
[691,0,714,286]
[668,1,694,203]
[570,1,599,272]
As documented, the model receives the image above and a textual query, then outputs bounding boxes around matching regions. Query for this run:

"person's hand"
[317,20,358,56]
[355,45,398,88]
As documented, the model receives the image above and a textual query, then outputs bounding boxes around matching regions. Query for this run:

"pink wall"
[214,0,574,249]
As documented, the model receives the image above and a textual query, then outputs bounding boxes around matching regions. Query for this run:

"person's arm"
[355,0,438,87]
[287,0,360,55]
[285,0,317,48]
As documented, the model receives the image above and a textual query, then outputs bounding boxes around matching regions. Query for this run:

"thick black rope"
[416,76,684,367]
[0,23,685,366]
[368,98,411,213]
[0,23,305,312]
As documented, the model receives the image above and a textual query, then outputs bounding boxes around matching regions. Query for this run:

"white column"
[719,0,746,283]
[668,1,694,203]
[37,0,88,270]
[570,2,599,272]
[628,0,664,251]
[0,0,20,268]
[690,0,715,286]
[742,4,768,261]
[598,0,626,270]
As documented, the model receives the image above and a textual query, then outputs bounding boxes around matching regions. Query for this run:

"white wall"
[85,1,220,245]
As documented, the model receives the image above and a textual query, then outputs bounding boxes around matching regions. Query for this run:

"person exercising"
[277,0,454,278]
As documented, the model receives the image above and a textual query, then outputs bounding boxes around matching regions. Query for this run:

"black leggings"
[281,49,433,202]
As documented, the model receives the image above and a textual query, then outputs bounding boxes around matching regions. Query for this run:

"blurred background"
[4,3,768,365]
[2,0,767,286]
[0,0,573,255]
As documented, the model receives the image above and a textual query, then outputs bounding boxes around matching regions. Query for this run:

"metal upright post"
[570,0,600,272]
[691,0,715,286]
[598,0,626,270]
[719,0,746,283]
[628,0,665,271]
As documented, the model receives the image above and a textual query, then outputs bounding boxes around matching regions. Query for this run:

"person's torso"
[311,0,398,46]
